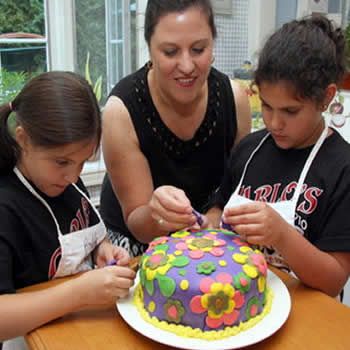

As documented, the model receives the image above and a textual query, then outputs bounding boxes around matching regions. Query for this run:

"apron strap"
[13,167,62,235]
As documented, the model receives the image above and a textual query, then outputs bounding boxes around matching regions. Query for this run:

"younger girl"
[0,72,135,343]
[208,16,350,297]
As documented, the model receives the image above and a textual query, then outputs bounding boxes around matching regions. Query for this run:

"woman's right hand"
[149,185,197,232]
[75,266,136,307]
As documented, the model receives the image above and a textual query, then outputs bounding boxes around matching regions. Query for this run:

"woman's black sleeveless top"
[100,65,237,239]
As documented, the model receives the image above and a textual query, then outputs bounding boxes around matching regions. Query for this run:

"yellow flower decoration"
[257,276,266,293]
[232,246,267,280]
[233,253,249,264]
[201,283,235,319]
[144,250,175,280]
[171,230,191,238]
[148,301,156,313]
[180,280,189,290]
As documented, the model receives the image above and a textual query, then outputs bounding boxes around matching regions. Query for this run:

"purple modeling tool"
[107,259,117,266]
[192,209,204,227]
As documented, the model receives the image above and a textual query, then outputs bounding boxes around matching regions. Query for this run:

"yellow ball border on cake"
[133,283,273,340]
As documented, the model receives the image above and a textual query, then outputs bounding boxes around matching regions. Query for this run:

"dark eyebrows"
[160,38,210,47]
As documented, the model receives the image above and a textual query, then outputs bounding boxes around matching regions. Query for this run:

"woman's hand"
[76,265,136,307]
[149,185,197,232]
[222,201,292,247]
[93,239,130,268]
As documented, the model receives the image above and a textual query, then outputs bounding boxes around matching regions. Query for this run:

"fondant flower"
[233,272,251,293]
[175,234,227,259]
[232,236,248,247]
[232,246,268,279]
[251,252,268,275]
[141,250,190,297]
[164,299,185,323]
[147,236,169,251]
[196,261,216,275]
[190,273,245,329]
[245,296,260,320]
[144,250,175,280]
[171,230,191,238]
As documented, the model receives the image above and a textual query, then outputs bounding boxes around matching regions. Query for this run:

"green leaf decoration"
[221,230,235,236]
[140,268,146,286]
[156,274,176,297]
[172,256,190,267]
[145,278,154,296]
[154,244,169,252]
[178,269,187,276]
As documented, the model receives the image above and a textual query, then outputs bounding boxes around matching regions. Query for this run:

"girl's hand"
[222,201,292,247]
[149,185,197,232]
[76,265,136,306]
[93,239,130,268]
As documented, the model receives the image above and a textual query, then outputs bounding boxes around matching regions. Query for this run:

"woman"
[100,0,251,257]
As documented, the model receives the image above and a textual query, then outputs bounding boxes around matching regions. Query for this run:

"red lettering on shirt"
[297,187,323,214]
[48,247,62,279]
[254,185,272,202]
[280,182,297,201]
[69,198,90,232]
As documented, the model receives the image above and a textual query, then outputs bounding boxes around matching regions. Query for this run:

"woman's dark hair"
[0,71,101,174]
[144,0,217,46]
[254,15,346,104]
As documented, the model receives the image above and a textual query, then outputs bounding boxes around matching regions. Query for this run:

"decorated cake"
[134,229,272,340]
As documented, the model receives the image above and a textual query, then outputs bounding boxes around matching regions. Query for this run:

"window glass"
[75,0,106,105]
[106,0,137,92]
[0,0,47,104]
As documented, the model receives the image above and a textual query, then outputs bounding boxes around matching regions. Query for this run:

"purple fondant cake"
[135,229,271,338]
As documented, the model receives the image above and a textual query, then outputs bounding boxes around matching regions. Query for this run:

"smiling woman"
[99,0,252,258]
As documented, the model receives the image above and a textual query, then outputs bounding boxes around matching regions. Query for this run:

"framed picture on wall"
[212,0,233,16]
[308,0,328,13]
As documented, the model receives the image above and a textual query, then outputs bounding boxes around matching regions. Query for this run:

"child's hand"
[223,202,292,247]
[94,239,130,268]
[75,265,136,307]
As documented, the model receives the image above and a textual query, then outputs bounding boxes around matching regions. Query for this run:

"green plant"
[85,52,102,103]
[0,68,28,104]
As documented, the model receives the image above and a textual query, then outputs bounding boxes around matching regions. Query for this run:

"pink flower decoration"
[175,242,188,250]
[232,237,248,246]
[251,253,268,276]
[148,236,169,249]
[190,273,245,329]
[189,250,204,259]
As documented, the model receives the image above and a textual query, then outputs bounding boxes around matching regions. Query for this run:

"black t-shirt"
[100,64,237,240]
[214,128,350,253]
[0,172,99,294]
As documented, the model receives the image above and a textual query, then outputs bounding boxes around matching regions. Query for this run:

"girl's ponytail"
[0,102,20,174]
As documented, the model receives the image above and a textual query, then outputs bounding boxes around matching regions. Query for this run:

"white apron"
[222,125,328,270]
[4,168,106,350]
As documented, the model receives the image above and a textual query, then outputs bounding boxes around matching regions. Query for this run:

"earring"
[146,60,153,70]
[329,99,346,128]
[323,104,328,111]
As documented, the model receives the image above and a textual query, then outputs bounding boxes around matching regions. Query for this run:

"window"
[106,0,137,92]
[0,0,47,104]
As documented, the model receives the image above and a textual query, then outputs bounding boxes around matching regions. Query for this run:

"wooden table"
[22,268,350,350]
